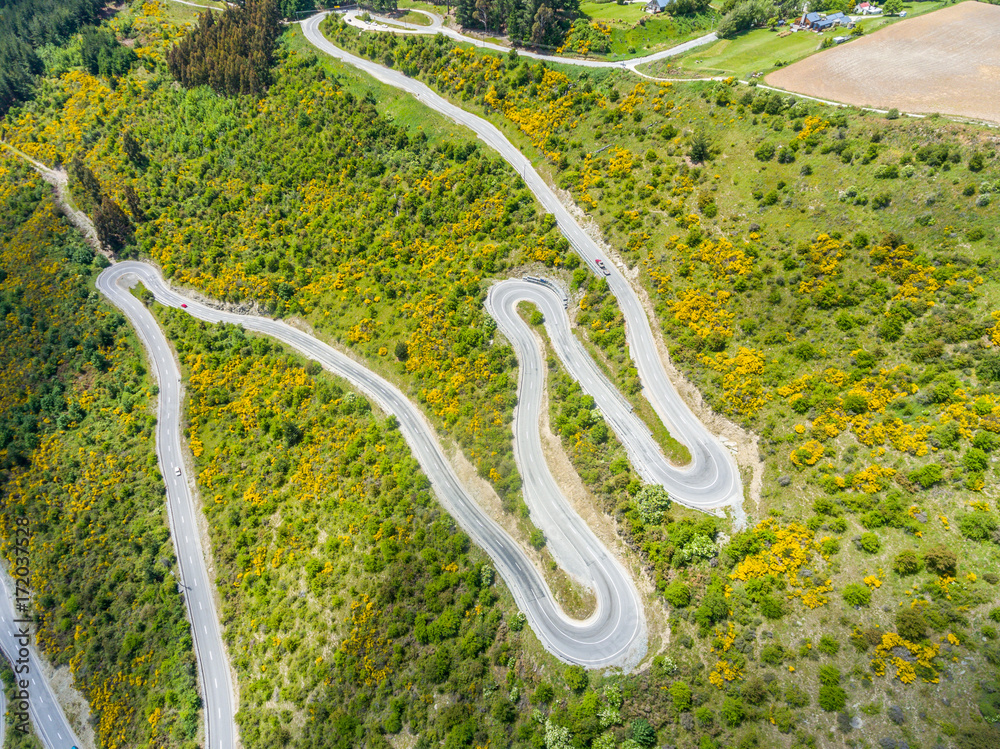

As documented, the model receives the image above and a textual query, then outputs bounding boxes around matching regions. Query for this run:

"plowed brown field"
[765,2,1000,124]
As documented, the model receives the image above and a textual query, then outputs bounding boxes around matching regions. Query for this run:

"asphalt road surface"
[489,280,738,516]
[95,269,236,749]
[301,13,745,527]
[339,9,717,71]
[100,262,648,670]
[0,573,80,749]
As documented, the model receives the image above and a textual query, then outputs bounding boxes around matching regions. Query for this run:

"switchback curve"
[99,262,648,670]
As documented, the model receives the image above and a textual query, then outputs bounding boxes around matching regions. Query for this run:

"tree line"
[0,0,103,115]
[166,0,282,97]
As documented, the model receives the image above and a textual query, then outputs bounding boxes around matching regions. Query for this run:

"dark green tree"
[94,195,134,254]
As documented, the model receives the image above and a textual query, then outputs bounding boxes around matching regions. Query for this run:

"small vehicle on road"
[595,258,610,276]
[174,466,182,476]
[180,303,187,308]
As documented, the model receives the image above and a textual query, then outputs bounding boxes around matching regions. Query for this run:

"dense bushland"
[155,308,629,748]
[0,0,104,114]
[0,155,199,748]
[327,22,1000,743]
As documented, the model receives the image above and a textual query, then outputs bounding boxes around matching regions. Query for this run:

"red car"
[180,303,187,308]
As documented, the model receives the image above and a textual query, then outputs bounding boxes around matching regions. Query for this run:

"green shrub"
[818,664,841,686]
[631,718,657,747]
[532,682,554,703]
[957,511,998,542]
[760,594,785,620]
[817,635,839,656]
[760,644,785,665]
[720,696,746,727]
[923,545,958,575]
[896,609,927,641]
[663,580,691,608]
[909,464,943,489]
[892,549,921,576]
[529,528,545,549]
[785,683,809,708]
[669,680,692,712]
[818,685,847,712]
[564,665,588,692]
[755,142,776,161]
[963,448,989,472]
[842,583,871,607]
[858,532,881,554]
[872,192,892,209]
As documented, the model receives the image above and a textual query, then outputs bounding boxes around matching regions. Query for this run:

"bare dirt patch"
[765,2,1000,124]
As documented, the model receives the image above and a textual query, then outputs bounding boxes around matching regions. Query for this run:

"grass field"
[638,0,949,78]
[400,9,433,25]
[577,4,718,58]
[662,26,824,77]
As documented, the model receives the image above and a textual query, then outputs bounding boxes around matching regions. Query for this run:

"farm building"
[645,0,676,13]
[825,11,854,27]
[855,2,883,14]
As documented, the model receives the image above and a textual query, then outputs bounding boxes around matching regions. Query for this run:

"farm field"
[640,1,949,79]
[766,1,1000,123]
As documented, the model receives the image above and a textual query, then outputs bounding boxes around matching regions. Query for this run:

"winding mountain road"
[94,270,236,749]
[99,262,648,669]
[302,12,744,525]
[0,573,80,749]
[340,9,717,72]
[490,281,737,514]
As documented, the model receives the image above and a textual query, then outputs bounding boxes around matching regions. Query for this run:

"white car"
[174,466,182,476]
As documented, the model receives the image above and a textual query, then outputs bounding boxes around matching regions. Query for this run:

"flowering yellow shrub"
[340,595,393,686]
[698,236,753,279]
[790,440,824,467]
[797,233,843,293]
[871,632,941,685]
[797,116,828,141]
[708,658,744,688]
[699,347,769,416]
[670,289,733,338]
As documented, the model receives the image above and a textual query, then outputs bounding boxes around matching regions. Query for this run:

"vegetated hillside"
[325,22,1000,745]
[0,0,105,114]
[0,154,200,748]
[167,0,281,96]
[152,308,540,747]
[5,1,1000,746]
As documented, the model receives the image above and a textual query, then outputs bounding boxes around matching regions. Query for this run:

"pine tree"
[94,196,134,254]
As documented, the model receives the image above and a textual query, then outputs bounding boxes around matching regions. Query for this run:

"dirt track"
[765,2,1000,124]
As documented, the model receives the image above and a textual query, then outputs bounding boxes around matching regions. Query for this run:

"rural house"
[645,0,676,13]
[801,10,824,27]
[855,2,882,14]
[825,11,854,26]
